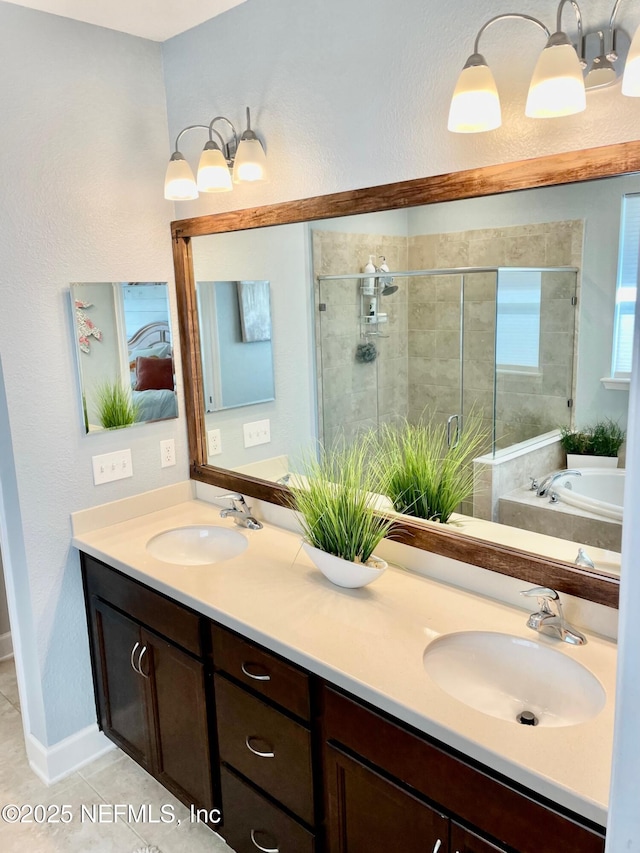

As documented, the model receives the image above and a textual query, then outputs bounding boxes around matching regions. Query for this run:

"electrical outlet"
[208,428,222,456]
[160,439,176,468]
[243,419,271,448]
[92,449,133,485]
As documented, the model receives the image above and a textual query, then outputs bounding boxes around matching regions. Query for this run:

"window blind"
[612,194,640,377]
[496,270,542,370]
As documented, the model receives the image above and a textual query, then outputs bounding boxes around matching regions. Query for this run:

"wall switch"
[160,439,176,468]
[208,428,222,456]
[92,449,133,485]
[243,418,271,448]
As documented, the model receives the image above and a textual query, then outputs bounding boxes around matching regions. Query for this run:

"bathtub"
[553,468,624,522]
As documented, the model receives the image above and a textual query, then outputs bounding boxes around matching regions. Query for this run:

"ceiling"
[2,0,248,41]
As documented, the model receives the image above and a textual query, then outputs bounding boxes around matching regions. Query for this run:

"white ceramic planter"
[566,454,618,470]
[301,541,387,588]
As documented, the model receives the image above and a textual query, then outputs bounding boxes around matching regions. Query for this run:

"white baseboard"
[26,724,115,785]
[0,631,12,661]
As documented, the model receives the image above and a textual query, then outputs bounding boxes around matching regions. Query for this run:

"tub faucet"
[521,586,587,645]
[219,493,263,530]
[536,469,582,498]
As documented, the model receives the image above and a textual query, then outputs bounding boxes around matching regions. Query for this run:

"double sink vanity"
[72,484,614,853]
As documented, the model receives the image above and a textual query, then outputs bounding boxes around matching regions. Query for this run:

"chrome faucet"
[219,493,263,530]
[521,586,587,645]
[536,469,582,498]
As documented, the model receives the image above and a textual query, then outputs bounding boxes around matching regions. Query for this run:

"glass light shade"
[232,137,268,183]
[448,58,501,133]
[164,155,198,201]
[622,24,640,96]
[585,60,617,90]
[525,37,586,118]
[197,146,233,192]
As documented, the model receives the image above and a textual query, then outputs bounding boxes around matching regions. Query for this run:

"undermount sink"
[146,525,248,566]
[423,631,605,728]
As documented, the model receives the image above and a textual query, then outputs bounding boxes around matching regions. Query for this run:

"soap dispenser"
[362,255,376,295]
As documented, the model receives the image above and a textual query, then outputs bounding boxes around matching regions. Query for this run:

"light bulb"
[197,143,233,192]
[233,137,268,184]
[448,54,501,133]
[164,153,198,201]
[526,33,586,118]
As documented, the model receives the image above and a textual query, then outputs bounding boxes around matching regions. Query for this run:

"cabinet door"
[451,823,508,853]
[91,599,153,769]
[325,744,448,853]
[143,627,214,811]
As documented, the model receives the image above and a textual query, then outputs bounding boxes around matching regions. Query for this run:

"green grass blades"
[560,418,625,457]
[288,435,394,564]
[94,379,140,429]
[377,414,489,523]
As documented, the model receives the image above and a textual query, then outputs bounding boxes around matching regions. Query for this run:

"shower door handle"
[447,414,460,448]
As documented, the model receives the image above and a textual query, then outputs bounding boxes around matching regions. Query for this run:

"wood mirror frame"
[171,140,640,610]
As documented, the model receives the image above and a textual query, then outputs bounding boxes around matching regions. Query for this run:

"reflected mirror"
[175,143,640,607]
[197,280,275,412]
[71,282,177,432]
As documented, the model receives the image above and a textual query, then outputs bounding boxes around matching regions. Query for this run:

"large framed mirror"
[172,141,640,608]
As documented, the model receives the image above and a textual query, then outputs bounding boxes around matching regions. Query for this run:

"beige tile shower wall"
[312,231,408,446]
[406,272,462,427]
[407,220,583,451]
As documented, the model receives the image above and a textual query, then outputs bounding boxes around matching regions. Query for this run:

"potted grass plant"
[288,436,395,588]
[376,414,489,523]
[560,419,625,469]
[94,379,140,429]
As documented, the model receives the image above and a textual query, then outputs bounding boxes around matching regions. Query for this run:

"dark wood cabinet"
[325,743,448,853]
[322,686,605,853]
[91,598,153,769]
[451,823,509,853]
[81,552,606,853]
[82,554,214,812]
[215,673,315,825]
[220,766,316,853]
[143,626,213,809]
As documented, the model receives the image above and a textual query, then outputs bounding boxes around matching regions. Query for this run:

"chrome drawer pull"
[138,645,149,679]
[245,736,275,758]
[250,829,279,853]
[241,662,271,681]
[130,641,141,674]
[432,840,442,853]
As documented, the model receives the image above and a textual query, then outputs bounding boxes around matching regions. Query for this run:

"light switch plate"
[243,419,271,448]
[208,428,222,456]
[92,449,133,485]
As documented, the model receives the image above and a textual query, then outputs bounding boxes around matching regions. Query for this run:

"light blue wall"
[214,281,275,409]
[0,4,181,746]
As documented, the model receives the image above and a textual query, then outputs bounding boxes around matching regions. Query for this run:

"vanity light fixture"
[164,107,268,201]
[449,0,640,133]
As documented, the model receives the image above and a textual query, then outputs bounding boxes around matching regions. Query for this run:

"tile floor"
[0,657,234,852]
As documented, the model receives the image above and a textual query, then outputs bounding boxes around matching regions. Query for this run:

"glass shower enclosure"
[315,266,578,456]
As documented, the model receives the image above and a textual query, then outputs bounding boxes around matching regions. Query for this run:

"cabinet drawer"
[215,674,315,825]
[82,553,203,657]
[220,766,315,853]
[212,624,310,720]
[323,687,605,853]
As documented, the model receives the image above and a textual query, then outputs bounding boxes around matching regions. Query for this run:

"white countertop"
[72,496,615,827]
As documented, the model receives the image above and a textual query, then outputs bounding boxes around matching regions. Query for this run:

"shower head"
[381,281,398,296]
